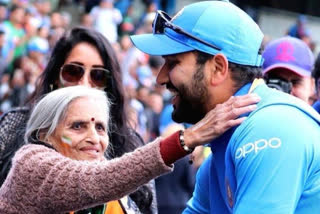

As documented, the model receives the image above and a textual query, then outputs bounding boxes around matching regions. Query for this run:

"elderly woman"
[0,86,259,213]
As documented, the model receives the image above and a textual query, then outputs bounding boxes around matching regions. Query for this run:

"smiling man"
[131,1,320,214]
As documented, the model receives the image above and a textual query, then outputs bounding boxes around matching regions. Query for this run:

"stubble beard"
[172,64,209,124]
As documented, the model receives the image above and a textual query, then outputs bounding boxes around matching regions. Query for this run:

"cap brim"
[130,33,194,56]
[263,63,311,77]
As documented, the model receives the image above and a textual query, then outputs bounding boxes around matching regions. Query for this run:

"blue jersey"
[184,82,320,214]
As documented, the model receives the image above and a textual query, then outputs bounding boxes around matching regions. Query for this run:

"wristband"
[179,130,194,154]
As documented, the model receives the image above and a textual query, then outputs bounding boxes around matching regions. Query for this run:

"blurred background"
[0,1,319,213]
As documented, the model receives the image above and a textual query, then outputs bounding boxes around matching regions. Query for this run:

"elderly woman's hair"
[25,86,110,144]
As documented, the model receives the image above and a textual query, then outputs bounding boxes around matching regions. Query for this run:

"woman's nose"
[86,126,100,144]
[78,71,93,88]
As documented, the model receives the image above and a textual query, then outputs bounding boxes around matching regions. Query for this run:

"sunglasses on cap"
[153,10,221,51]
[60,63,110,88]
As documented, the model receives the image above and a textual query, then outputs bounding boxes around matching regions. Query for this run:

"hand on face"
[48,97,109,161]
[183,93,261,148]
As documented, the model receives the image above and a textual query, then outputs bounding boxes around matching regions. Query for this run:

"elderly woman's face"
[58,42,109,89]
[48,97,109,161]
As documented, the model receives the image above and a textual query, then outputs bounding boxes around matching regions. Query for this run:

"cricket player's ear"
[208,53,229,86]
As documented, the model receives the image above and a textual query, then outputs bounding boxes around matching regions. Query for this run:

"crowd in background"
[0,0,320,213]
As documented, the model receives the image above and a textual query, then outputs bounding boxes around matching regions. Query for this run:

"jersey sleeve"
[229,105,317,214]
[183,154,211,214]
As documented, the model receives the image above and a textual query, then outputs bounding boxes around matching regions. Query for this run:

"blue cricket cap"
[131,1,264,66]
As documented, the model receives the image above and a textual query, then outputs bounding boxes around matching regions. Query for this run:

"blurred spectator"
[136,84,150,106]
[0,37,49,113]
[287,15,314,50]
[60,11,71,29]
[118,4,135,37]
[47,27,65,51]
[137,64,153,88]
[146,91,163,140]
[130,97,148,142]
[80,12,93,28]
[2,5,27,65]
[142,11,156,33]
[26,36,49,72]
[119,34,146,89]
[127,48,150,87]
[263,36,315,105]
[32,0,51,28]
[37,25,49,39]
[24,10,41,37]
[136,2,156,33]
[135,85,153,141]
[0,56,35,112]
[50,12,64,29]
[90,0,122,43]
[287,15,310,40]
[148,91,163,115]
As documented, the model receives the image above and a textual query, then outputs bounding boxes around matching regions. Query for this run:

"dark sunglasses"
[153,10,221,51]
[60,63,110,88]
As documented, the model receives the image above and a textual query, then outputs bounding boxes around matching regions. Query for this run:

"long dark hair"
[28,27,152,212]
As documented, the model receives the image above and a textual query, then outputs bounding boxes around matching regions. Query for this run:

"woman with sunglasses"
[0,27,156,214]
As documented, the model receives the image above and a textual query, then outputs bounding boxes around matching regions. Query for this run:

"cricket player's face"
[157,52,210,124]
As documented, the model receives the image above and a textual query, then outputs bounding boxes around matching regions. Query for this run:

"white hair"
[25,86,110,143]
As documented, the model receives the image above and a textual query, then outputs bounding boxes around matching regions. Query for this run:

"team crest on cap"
[275,41,295,62]
[171,7,184,21]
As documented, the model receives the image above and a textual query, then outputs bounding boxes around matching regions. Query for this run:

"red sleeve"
[159,131,189,165]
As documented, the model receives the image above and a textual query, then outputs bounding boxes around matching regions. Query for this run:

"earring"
[49,84,54,91]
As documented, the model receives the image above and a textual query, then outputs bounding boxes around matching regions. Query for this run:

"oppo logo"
[235,138,282,159]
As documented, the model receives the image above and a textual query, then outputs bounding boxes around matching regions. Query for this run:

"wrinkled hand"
[184,94,261,148]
